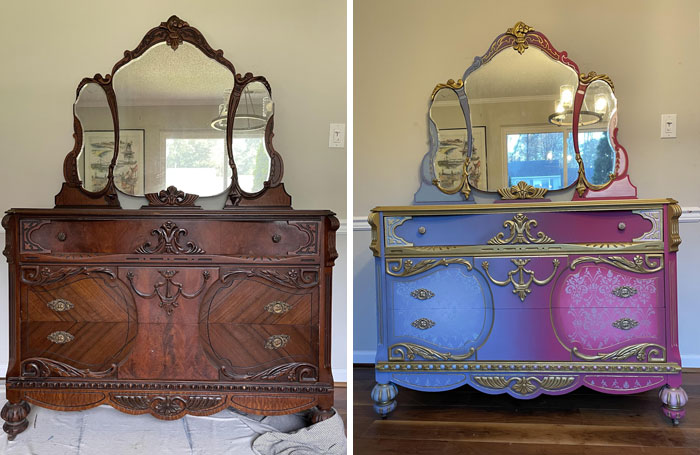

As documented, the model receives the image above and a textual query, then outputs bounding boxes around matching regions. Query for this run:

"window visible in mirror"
[165,137,230,196]
[231,137,268,193]
[577,130,615,185]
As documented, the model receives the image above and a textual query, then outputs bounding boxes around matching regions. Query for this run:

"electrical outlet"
[661,114,677,138]
[329,123,345,148]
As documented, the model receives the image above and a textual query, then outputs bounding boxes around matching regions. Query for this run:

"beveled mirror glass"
[112,42,234,196]
[75,83,113,193]
[578,80,617,185]
[431,87,469,192]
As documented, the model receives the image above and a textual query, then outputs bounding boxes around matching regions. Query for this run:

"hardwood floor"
[354,366,700,454]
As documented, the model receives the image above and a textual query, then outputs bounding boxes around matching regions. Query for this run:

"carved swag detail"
[21,358,117,378]
[220,362,318,382]
[110,394,223,418]
[127,270,210,315]
[135,221,205,254]
[145,186,199,208]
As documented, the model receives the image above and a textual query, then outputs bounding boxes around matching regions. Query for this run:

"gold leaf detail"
[497,181,548,200]
[487,213,554,245]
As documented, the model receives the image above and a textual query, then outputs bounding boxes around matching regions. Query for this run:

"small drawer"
[385,209,661,248]
[206,323,317,370]
[19,218,321,259]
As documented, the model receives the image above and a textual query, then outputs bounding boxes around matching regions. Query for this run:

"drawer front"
[385,209,661,248]
[20,266,136,323]
[391,263,487,310]
[20,218,321,258]
[21,321,135,371]
[392,308,487,349]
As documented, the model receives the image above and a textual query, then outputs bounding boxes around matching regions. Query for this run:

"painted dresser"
[369,22,687,424]
[2,16,338,440]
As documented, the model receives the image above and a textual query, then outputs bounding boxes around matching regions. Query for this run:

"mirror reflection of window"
[165,136,230,196]
[231,137,268,193]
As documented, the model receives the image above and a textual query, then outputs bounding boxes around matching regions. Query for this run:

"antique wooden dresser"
[369,22,687,425]
[2,16,338,440]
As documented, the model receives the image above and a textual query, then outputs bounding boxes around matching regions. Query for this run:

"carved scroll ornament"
[127,270,210,315]
[135,221,205,255]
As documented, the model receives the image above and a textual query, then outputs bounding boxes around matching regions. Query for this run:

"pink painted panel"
[582,375,666,394]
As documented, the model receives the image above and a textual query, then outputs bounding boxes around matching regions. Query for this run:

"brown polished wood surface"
[354,366,700,454]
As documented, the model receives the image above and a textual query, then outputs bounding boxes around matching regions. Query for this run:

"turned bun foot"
[310,406,335,424]
[371,382,398,417]
[659,385,687,425]
[2,401,31,441]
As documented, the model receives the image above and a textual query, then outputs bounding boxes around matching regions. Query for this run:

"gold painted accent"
[487,213,554,245]
[572,343,666,362]
[264,334,290,350]
[411,318,436,330]
[612,285,637,298]
[368,212,380,256]
[474,376,575,394]
[612,318,639,330]
[47,331,74,344]
[669,203,682,252]
[389,343,475,361]
[497,181,548,200]
[574,152,616,197]
[505,21,534,54]
[386,258,473,277]
[372,198,675,214]
[482,258,560,301]
[432,159,471,198]
[384,216,413,247]
[633,210,663,242]
[385,242,663,258]
[376,360,681,374]
[431,79,464,100]
[46,298,74,312]
[264,301,291,314]
[579,71,615,92]
[570,254,663,274]
[410,288,435,300]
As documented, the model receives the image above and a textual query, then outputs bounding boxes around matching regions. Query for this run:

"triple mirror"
[58,16,287,208]
[418,22,633,202]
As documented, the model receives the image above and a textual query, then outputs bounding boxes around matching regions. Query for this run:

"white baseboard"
[332,368,347,383]
[353,350,376,364]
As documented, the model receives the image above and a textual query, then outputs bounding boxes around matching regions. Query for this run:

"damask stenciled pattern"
[560,266,661,349]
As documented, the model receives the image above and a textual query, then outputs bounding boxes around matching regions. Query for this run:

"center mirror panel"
[464,47,579,191]
[112,42,235,197]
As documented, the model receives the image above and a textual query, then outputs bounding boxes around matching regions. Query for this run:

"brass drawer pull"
[612,318,639,330]
[612,285,637,298]
[265,301,291,314]
[410,288,435,300]
[47,331,74,344]
[272,234,282,243]
[265,334,290,350]
[411,318,436,330]
[47,298,74,312]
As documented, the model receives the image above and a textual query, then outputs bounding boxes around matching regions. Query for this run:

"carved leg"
[659,385,688,425]
[2,401,31,441]
[371,382,398,418]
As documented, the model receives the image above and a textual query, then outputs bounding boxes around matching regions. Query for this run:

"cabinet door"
[384,257,493,360]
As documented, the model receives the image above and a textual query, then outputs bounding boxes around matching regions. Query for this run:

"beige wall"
[354,0,700,213]
[0,0,346,218]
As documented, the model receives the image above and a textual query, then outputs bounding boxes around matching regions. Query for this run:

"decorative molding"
[579,71,615,91]
[411,318,436,330]
[290,222,318,254]
[431,79,464,100]
[21,358,117,378]
[126,269,210,315]
[386,257,472,277]
[220,363,318,382]
[633,209,663,242]
[135,221,205,255]
[410,288,435,300]
[612,318,639,331]
[570,255,663,274]
[221,268,319,289]
[497,181,548,200]
[505,21,535,54]
[388,342,475,361]
[20,219,51,253]
[572,343,666,362]
[375,360,681,374]
[144,185,199,207]
[20,266,116,285]
[474,376,575,394]
[110,394,224,418]
[384,216,413,247]
[487,213,554,245]
[481,258,560,301]
[670,203,684,252]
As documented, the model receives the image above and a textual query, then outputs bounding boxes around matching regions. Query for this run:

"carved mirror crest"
[56,15,290,209]
[415,21,636,204]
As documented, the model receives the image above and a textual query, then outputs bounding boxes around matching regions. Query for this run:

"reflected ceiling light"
[548,84,603,127]
[211,87,273,132]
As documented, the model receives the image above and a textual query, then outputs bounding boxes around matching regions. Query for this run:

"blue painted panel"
[394,213,512,246]
[393,266,485,310]
[393,308,485,349]
[392,373,469,391]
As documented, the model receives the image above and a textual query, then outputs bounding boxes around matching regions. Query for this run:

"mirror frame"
[414,21,636,204]
[55,15,291,209]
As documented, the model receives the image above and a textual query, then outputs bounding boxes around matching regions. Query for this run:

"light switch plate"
[661,114,677,138]
[329,123,345,148]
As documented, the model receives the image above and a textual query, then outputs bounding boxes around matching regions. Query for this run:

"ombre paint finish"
[372,200,685,423]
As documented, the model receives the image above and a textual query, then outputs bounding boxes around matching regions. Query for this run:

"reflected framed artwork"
[469,126,487,190]
[83,129,145,194]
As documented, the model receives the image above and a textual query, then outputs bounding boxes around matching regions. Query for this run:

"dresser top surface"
[372,198,676,215]
[5,208,336,220]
